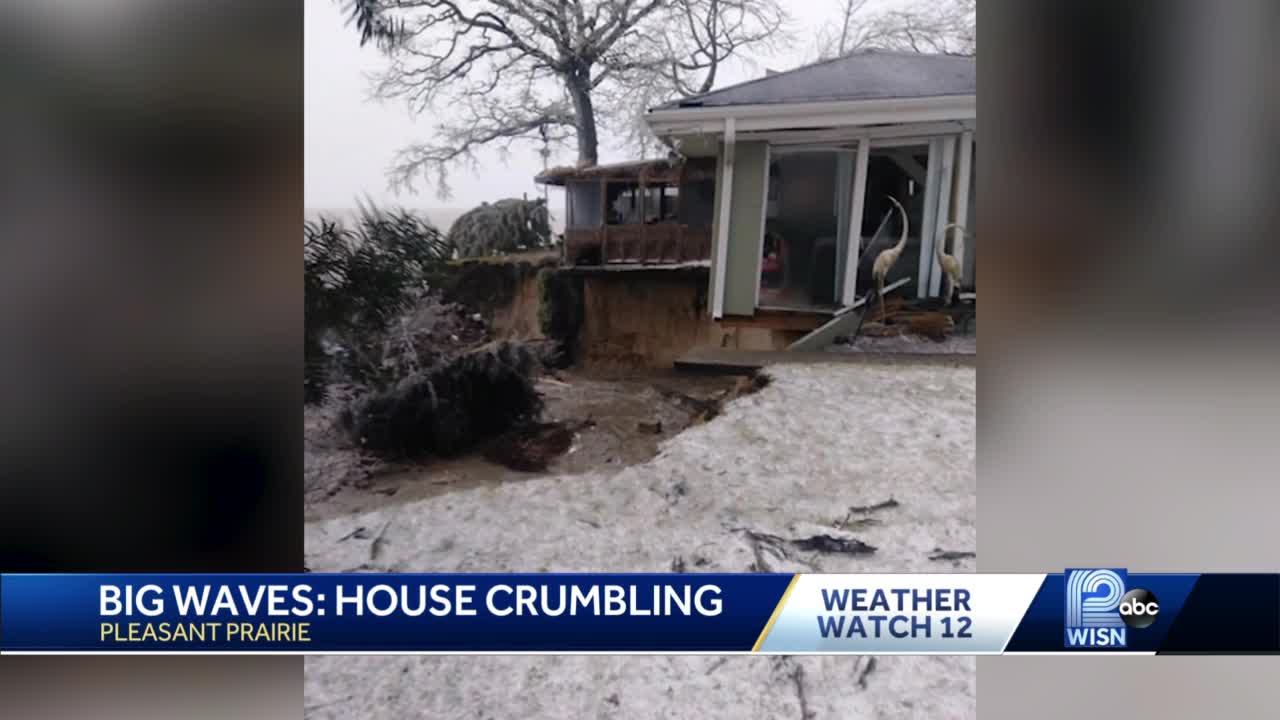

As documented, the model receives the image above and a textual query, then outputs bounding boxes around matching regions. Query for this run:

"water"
[306,207,471,233]
[306,207,565,235]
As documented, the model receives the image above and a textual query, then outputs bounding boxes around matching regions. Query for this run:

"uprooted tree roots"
[339,341,543,461]
[655,371,774,426]
[481,421,589,473]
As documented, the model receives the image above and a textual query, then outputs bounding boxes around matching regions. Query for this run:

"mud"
[304,370,739,523]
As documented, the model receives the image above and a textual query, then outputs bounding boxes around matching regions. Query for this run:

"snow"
[829,334,977,355]
[305,362,976,719]
[568,260,712,272]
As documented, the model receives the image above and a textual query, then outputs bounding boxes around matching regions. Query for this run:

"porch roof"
[534,157,717,186]
[534,158,680,186]
[652,50,975,111]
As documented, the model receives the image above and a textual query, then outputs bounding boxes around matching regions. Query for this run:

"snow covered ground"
[829,334,977,355]
[305,361,976,719]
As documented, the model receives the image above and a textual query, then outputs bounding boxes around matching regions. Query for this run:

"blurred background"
[0,0,301,574]
[0,0,301,717]
[980,0,1280,716]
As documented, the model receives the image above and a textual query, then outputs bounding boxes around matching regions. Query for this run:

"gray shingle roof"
[653,50,975,110]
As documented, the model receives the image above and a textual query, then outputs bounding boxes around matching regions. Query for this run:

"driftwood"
[836,498,900,531]
[790,535,877,555]
[735,528,878,572]
[856,656,877,689]
[848,498,900,514]
[773,657,815,720]
[929,549,976,562]
[904,312,955,342]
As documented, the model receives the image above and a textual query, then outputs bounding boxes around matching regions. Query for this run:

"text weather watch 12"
[1063,569,1160,649]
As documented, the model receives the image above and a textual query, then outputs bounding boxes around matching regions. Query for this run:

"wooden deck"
[717,309,835,333]
[673,347,977,375]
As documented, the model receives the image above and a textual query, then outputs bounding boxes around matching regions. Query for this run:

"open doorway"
[750,141,941,312]
[756,150,845,311]
[854,144,930,300]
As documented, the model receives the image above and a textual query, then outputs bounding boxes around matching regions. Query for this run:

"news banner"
[2,570,1277,654]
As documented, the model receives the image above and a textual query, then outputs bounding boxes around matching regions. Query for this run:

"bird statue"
[935,223,967,306]
[870,195,909,319]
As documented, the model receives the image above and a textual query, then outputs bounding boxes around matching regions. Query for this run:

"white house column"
[751,144,771,309]
[841,136,872,306]
[951,130,974,282]
[917,139,941,299]
[928,135,957,297]
[711,117,736,319]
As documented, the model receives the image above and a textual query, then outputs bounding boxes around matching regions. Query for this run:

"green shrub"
[304,203,453,402]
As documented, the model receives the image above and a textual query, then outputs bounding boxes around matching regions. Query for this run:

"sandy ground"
[305,361,976,719]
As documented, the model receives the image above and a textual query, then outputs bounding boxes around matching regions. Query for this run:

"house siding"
[722,141,769,316]
[709,149,725,315]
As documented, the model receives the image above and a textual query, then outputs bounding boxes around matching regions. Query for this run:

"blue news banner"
[0,572,1276,654]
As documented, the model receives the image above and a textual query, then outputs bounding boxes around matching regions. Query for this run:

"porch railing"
[565,223,712,266]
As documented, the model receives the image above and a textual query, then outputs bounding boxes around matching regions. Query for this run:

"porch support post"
[841,135,872,307]
[928,135,957,297]
[951,130,974,282]
[751,143,771,309]
[711,117,736,319]
[918,139,942,299]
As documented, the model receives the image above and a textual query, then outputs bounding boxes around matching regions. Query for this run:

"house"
[643,50,976,329]
[535,157,718,267]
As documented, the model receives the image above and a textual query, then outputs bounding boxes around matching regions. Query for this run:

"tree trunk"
[566,72,599,168]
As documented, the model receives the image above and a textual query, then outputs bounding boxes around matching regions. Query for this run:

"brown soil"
[304,370,740,522]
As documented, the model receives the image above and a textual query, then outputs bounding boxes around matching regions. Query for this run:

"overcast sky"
[304,0,901,211]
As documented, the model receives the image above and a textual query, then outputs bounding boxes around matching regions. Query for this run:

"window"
[605,182,643,225]
[566,181,603,228]
[678,179,715,226]
[642,186,679,222]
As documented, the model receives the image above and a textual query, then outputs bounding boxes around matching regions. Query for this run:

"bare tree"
[816,0,975,60]
[605,0,791,157]
[342,0,788,198]
[814,0,872,59]
[658,0,789,98]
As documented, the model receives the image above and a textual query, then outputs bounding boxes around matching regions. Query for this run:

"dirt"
[304,370,739,522]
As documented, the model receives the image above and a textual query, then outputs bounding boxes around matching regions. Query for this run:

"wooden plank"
[788,277,910,351]
[718,308,834,332]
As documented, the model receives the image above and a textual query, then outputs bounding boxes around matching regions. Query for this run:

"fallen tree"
[305,204,453,403]
[338,341,543,460]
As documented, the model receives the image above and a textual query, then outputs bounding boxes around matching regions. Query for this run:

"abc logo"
[1118,588,1160,629]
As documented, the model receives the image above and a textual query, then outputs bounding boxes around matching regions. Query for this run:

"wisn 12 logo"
[1064,569,1160,648]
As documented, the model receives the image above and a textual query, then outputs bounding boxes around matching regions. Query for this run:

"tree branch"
[387,98,575,198]
[338,0,795,195]
[816,0,975,59]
